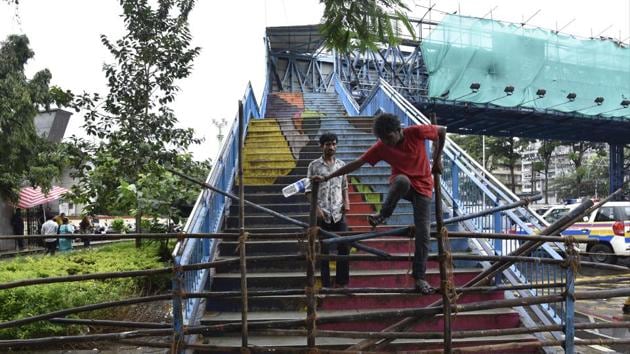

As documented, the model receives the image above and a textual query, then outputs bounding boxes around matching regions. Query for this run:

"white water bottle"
[282,177,311,198]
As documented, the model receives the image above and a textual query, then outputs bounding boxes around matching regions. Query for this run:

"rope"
[562,236,581,273]
[440,227,460,307]
[235,231,248,254]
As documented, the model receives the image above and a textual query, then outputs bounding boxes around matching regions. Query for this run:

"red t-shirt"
[360,125,438,198]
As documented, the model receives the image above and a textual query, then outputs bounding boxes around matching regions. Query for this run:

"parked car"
[542,204,580,224]
[562,201,630,264]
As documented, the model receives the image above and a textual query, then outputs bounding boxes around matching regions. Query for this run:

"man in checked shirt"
[305,132,351,288]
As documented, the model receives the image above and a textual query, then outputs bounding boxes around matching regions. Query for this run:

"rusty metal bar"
[306,181,320,347]
[431,114,451,353]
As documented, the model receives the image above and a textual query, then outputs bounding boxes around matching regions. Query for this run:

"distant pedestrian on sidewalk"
[41,215,59,255]
[58,218,74,252]
[306,132,351,288]
[11,208,25,250]
[79,216,93,247]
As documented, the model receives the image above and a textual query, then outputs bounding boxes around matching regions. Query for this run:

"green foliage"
[110,218,128,233]
[553,152,609,200]
[0,242,169,339]
[68,0,208,218]
[0,35,71,201]
[486,136,531,192]
[536,140,561,203]
[320,0,415,53]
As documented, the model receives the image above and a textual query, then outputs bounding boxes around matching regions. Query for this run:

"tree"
[565,142,606,197]
[69,0,204,232]
[537,140,561,203]
[0,34,71,202]
[320,0,415,53]
[486,136,531,193]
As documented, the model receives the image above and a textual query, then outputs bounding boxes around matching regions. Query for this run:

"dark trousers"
[319,217,349,287]
[44,240,58,255]
[380,175,432,280]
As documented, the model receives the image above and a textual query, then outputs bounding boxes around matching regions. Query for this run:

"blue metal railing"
[333,75,568,329]
[173,81,263,327]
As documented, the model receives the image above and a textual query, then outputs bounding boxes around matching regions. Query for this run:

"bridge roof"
[266,24,324,55]
[420,14,630,143]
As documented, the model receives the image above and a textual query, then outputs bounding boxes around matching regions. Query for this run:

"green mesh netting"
[421,14,630,119]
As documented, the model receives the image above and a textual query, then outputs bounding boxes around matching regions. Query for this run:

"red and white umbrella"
[17,186,69,209]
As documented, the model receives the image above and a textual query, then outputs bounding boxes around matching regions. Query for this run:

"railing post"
[238,100,249,350]
[563,250,576,353]
[493,210,503,286]
[431,114,452,353]
[306,181,320,347]
[171,254,185,354]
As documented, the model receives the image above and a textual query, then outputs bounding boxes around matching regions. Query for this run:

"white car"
[562,201,630,264]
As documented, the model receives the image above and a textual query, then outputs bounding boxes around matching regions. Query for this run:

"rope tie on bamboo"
[406,225,416,276]
[235,231,248,254]
[562,236,581,273]
[440,227,459,305]
[307,226,319,264]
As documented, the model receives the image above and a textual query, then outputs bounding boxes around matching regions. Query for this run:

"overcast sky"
[1,0,628,161]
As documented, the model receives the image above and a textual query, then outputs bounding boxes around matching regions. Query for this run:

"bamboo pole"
[184,281,569,299]
[430,194,542,227]
[306,181,320,347]
[431,113,451,353]
[237,100,249,350]
[0,328,173,348]
[49,317,171,328]
[247,321,630,339]
[0,294,171,330]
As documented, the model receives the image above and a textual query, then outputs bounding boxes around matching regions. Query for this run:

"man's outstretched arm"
[311,158,366,183]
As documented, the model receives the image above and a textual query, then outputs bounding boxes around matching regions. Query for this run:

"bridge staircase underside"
[195,92,543,352]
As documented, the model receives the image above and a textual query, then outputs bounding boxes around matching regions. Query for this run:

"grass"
[0,241,170,339]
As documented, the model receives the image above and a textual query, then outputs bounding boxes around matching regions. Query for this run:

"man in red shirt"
[312,113,446,294]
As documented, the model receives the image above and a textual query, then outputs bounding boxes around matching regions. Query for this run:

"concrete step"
[242,175,394,185]
[241,166,390,175]
[195,334,540,352]
[225,212,416,228]
[217,238,468,258]
[200,308,520,332]
[227,201,411,214]
[205,290,504,312]
[215,251,475,273]
[211,268,480,291]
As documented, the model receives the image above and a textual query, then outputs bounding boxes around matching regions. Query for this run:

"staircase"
[196,92,541,351]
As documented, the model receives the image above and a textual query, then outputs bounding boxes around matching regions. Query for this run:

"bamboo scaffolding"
[2,252,624,294]
[348,188,624,351]
[186,287,630,335]
[168,168,390,258]
[6,321,630,352]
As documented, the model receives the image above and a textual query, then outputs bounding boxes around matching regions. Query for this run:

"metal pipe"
[306,181,320,347]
